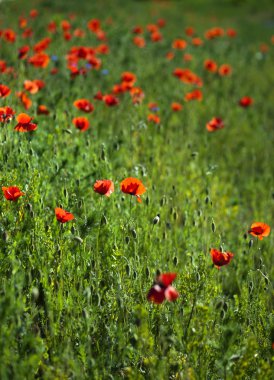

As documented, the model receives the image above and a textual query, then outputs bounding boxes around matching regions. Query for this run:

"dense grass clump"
[0,0,274,378]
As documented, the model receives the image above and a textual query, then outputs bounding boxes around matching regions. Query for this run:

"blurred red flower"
[14,113,37,132]
[2,186,25,201]
[73,99,94,113]
[210,248,234,269]
[93,180,114,197]
[0,106,15,123]
[239,96,253,108]
[120,177,146,203]
[147,273,179,304]
[248,222,270,240]
[72,117,90,132]
[55,207,74,223]
[206,117,224,132]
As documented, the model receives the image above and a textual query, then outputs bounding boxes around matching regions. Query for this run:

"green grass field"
[1,0,274,378]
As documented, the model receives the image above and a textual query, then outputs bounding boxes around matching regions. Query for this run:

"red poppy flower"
[61,20,71,32]
[147,114,160,124]
[239,96,253,108]
[151,31,162,42]
[172,39,187,50]
[132,26,143,34]
[147,273,179,304]
[48,21,57,34]
[55,207,74,223]
[28,53,50,68]
[226,28,237,38]
[24,80,39,94]
[2,186,25,201]
[206,117,224,132]
[248,222,271,240]
[133,36,146,48]
[87,19,101,32]
[210,248,234,269]
[157,19,166,28]
[93,180,114,197]
[17,91,32,110]
[33,37,51,53]
[183,53,193,62]
[37,105,50,115]
[192,37,203,46]
[120,177,146,203]
[165,51,175,61]
[0,106,15,123]
[0,84,11,98]
[18,45,30,60]
[218,64,232,76]
[14,113,37,132]
[185,27,195,36]
[171,102,183,112]
[184,89,203,102]
[72,117,90,132]
[2,29,16,43]
[30,9,38,18]
[204,59,218,73]
[94,91,104,101]
[103,94,119,106]
[73,99,94,113]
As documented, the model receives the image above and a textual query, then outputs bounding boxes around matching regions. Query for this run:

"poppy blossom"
[14,113,37,132]
[132,26,143,34]
[147,114,160,124]
[93,180,114,197]
[0,84,11,98]
[218,64,232,76]
[184,89,203,102]
[171,102,183,112]
[210,248,234,269]
[204,59,218,73]
[183,53,193,62]
[2,29,16,43]
[185,27,195,36]
[2,186,25,201]
[172,39,187,50]
[55,207,74,223]
[133,36,146,48]
[28,53,50,68]
[24,80,39,94]
[33,37,51,53]
[16,91,32,110]
[226,28,237,38]
[0,106,15,123]
[120,177,146,203]
[18,45,30,60]
[239,96,253,108]
[72,117,90,132]
[147,273,179,304]
[73,99,94,113]
[37,105,50,115]
[165,51,175,61]
[192,37,203,46]
[248,222,270,240]
[103,94,119,106]
[206,117,224,132]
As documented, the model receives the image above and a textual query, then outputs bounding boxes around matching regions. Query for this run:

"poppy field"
[1,0,274,378]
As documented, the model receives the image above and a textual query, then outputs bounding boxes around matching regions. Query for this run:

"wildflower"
[171,102,183,112]
[73,99,94,113]
[55,207,74,223]
[218,64,232,76]
[147,273,179,304]
[204,59,218,73]
[248,222,271,240]
[72,117,90,132]
[206,117,224,132]
[0,106,15,123]
[37,105,50,115]
[2,186,25,201]
[120,177,146,203]
[14,113,37,132]
[147,114,160,124]
[172,39,187,50]
[93,180,114,197]
[239,96,253,108]
[0,84,11,98]
[210,248,234,269]
[28,52,50,68]
[184,89,203,102]
[103,94,119,106]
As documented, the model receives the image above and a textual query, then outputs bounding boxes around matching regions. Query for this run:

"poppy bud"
[101,215,107,226]
[205,196,210,204]
[131,229,137,239]
[63,188,68,197]
[101,144,106,161]
[212,222,216,232]
[145,196,150,205]
[74,236,83,244]
[153,214,160,225]
[173,256,178,266]
[249,239,253,249]
[125,236,130,244]
[125,264,130,276]
[133,271,137,279]
[160,196,166,207]
[31,287,39,301]
[163,231,167,240]
[173,211,178,221]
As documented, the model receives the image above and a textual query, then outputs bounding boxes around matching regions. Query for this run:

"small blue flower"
[51,55,58,62]
[101,69,109,75]
[86,63,93,69]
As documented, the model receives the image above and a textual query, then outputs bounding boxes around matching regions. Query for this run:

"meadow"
[1,0,274,378]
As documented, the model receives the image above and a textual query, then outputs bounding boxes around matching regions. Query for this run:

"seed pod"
[153,214,160,225]
[125,264,130,276]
